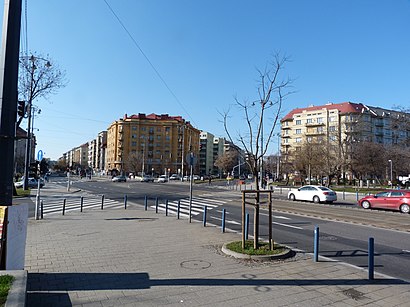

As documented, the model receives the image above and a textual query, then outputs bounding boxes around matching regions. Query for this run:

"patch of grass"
[226,240,287,256]
[14,188,31,197]
[0,275,14,306]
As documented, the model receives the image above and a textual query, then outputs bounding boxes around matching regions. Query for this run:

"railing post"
[203,205,207,227]
[40,200,43,219]
[101,194,105,210]
[80,196,84,212]
[144,195,148,211]
[314,226,319,262]
[245,213,249,240]
[343,190,345,200]
[62,198,66,215]
[368,237,374,280]
[165,199,168,216]
[221,208,226,233]
[155,197,159,213]
[177,200,180,219]
[124,194,127,209]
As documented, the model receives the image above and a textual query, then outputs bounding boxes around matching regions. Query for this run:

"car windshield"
[318,187,332,191]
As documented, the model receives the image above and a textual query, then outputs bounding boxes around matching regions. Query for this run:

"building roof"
[281,102,365,121]
[124,113,184,122]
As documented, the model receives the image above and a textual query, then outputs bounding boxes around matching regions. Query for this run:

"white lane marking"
[212,217,241,225]
[272,221,303,230]
[260,212,291,220]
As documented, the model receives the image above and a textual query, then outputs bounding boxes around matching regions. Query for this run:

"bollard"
[280,186,282,194]
[155,197,159,213]
[165,199,169,216]
[245,213,249,240]
[203,205,207,227]
[356,191,359,201]
[40,200,44,219]
[144,196,148,211]
[177,200,180,219]
[62,199,66,215]
[80,196,84,212]
[368,237,374,280]
[222,208,226,233]
[314,226,319,262]
[124,194,128,209]
[101,195,105,210]
[343,190,345,200]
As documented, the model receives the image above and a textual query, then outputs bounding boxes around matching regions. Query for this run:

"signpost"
[186,153,197,223]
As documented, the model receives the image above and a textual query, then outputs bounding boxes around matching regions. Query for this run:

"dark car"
[112,175,127,182]
[358,190,410,213]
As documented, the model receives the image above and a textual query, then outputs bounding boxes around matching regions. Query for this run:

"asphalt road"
[47,176,410,282]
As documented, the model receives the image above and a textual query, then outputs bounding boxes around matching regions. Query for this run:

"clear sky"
[6,0,410,160]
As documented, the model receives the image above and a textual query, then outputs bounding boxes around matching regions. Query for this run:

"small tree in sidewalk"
[221,53,295,248]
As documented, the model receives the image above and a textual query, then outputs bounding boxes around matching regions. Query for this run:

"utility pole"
[0,0,23,205]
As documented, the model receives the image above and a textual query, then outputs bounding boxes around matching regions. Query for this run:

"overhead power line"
[102,0,196,126]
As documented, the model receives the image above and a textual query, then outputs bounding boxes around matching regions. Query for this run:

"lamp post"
[388,159,393,188]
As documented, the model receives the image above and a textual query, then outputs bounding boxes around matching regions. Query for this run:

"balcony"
[306,130,325,135]
[305,122,325,127]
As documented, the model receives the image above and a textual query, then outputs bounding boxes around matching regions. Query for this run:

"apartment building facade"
[199,132,225,176]
[88,131,107,173]
[280,101,410,178]
[106,113,200,176]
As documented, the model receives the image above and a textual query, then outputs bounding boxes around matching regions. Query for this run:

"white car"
[156,175,167,183]
[287,185,337,203]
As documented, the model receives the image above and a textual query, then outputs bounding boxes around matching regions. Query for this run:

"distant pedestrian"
[208,176,212,185]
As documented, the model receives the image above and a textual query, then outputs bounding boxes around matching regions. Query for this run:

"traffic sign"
[185,153,197,166]
[37,150,43,161]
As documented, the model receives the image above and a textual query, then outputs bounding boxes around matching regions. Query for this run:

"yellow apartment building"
[106,113,200,176]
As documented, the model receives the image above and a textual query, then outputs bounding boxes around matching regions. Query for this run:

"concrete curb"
[2,270,27,307]
[221,242,293,260]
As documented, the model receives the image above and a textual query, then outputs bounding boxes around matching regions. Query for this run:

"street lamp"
[388,159,393,188]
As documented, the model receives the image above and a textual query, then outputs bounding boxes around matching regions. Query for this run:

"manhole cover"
[180,260,211,270]
[342,288,365,300]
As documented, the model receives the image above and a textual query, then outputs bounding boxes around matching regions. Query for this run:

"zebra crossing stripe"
[178,199,218,208]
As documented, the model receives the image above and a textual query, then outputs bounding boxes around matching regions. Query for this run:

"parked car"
[156,175,167,183]
[14,177,44,189]
[358,190,410,213]
[112,175,127,182]
[287,185,337,203]
[169,174,181,180]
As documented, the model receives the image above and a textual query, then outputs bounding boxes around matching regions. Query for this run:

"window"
[329,116,336,122]
[329,126,336,132]
[149,127,154,133]
[141,127,146,131]
[165,127,170,132]
[284,138,288,143]
[296,129,302,134]
[131,141,137,146]
[307,137,312,142]
[165,135,170,141]
[157,135,161,140]
[317,117,323,123]
[296,119,301,125]
[132,126,137,131]
[306,118,313,124]
[131,134,137,138]
[295,137,302,143]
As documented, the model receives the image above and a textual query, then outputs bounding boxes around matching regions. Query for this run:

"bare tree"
[125,152,144,175]
[222,53,294,190]
[214,151,238,176]
[222,53,294,249]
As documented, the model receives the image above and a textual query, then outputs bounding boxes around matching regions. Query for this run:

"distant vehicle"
[358,190,410,214]
[112,175,127,182]
[142,175,154,182]
[14,177,44,189]
[288,185,337,203]
[169,174,181,180]
[156,175,167,183]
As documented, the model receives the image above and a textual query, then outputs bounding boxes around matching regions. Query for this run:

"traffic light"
[29,161,40,178]
[17,101,26,117]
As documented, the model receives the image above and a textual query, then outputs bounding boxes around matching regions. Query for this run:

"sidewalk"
[23,188,410,306]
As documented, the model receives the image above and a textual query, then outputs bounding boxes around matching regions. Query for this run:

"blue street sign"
[37,150,43,161]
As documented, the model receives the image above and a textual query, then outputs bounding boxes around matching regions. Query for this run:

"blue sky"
[8,0,410,160]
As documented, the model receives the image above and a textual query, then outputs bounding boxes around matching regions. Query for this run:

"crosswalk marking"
[151,197,226,217]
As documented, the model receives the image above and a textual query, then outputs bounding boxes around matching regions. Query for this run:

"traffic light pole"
[0,0,23,205]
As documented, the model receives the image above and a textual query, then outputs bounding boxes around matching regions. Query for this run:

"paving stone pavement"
[24,190,410,306]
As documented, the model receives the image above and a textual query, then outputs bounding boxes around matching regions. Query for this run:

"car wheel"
[362,200,371,209]
[313,196,320,203]
[289,193,296,201]
[399,204,410,214]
